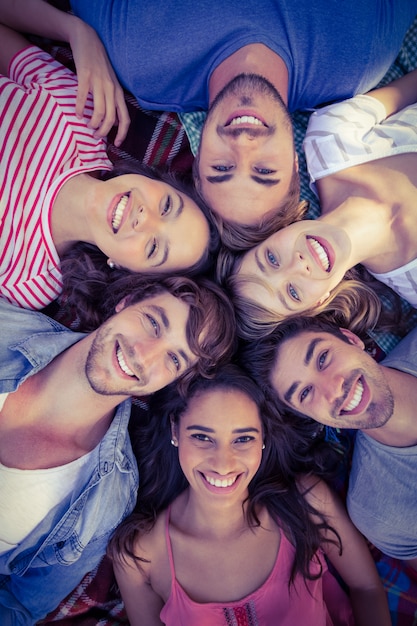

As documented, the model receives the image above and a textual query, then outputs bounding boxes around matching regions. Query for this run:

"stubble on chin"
[331,369,394,430]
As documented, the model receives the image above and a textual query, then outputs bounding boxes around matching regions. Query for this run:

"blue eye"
[146,314,159,336]
[170,353,180,371]
[255,167,274,175]
[289,284,300,301]
[267,249,279,266]
[318,351,328,369]
[213,165,232,172]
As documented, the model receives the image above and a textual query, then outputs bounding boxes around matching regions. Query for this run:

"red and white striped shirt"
[0,46,112,310]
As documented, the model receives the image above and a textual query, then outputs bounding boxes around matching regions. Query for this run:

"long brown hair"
[108,365,343,585]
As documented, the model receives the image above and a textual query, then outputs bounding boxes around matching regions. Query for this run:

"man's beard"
[331,369,395,430]
[208,72,289,116]
[84,327,140,397]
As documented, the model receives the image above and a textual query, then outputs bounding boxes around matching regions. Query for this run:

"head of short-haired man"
[194,74,302,249]
[83,275,237,398]
[242,317,394,432]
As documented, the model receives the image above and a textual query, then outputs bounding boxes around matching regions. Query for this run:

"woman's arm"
[366,67,417,118]
[113,552,165,626]
[303,476,392,626]
[0,0,129,145]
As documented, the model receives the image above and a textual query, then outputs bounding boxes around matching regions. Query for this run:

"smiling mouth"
[342,379,364,413]
[116,345,135,377]
[203,474,238,488]
[307,236,331,272]
[112,192,130,233]
[227,114,266,127]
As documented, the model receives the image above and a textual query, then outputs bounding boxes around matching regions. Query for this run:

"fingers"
[75,78,131,147]
[113,92,131,146]
[89,90,115,138]
[75,79,90,120]
[69,20,130,146]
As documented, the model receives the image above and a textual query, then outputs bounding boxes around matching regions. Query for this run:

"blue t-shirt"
[347,326,417,561]
[71,0,416,113]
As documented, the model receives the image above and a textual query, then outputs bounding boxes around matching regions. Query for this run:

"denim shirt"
[0,301,139,624]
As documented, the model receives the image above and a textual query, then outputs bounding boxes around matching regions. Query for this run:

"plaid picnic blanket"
[35,6,417,624]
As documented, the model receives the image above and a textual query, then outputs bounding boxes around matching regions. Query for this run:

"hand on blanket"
[69,18,130,146]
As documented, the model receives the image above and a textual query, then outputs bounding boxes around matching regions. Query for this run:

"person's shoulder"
[11,44,76,90]
[128,510,167,565]
[382,326,417,371]
[0,299,68,332]
[10,45,54,77]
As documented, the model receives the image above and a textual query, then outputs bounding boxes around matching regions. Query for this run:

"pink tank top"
[160,507,354,626]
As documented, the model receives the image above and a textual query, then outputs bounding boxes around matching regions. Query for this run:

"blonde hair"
[220,261,385,341]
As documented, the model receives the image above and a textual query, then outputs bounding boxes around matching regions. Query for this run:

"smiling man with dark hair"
[0,274,235,625]
[243,316,417,574]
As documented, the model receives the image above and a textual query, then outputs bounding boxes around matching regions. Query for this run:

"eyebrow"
[283,337,324,404]
[151,195,184,268]
[186,425,261,434]
[305,338,324,366]
[251,175,280,186]
[205,174,280,186]
[149,304,192,369]
[254,249,293,313]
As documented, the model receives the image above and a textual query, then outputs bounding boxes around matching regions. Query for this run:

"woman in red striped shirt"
[0,23,214,310]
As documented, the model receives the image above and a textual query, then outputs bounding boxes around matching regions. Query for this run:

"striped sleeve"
[1,46,111,310]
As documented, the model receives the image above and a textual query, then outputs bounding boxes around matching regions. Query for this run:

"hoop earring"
[171,439,178,447]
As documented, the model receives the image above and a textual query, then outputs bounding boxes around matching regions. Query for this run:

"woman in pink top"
[109,365,390,626]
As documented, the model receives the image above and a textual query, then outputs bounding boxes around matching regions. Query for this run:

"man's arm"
[367,67,417,118]
[0,0,129,145]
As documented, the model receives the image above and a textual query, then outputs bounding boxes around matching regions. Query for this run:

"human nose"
[320,371,344,403]
[132,338,164,372]
[132,204,159,232]
[210,445,236,474]
[289,250,311,275]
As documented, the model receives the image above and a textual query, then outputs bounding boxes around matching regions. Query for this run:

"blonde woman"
[221,69,417,338]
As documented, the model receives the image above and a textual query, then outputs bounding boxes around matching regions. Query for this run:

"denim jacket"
[0,301,139,624]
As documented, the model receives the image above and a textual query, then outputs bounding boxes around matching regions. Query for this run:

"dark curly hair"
[108,364,344,585]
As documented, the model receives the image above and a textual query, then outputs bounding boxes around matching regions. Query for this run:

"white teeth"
[116,346,135,377]
[344,380,364,412]
[112,194,129,233]
[309,237,330,271]
[205,475,237,488]
[229,115,264,126]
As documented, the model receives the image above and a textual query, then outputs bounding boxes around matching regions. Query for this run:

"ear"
[338,327,365,350]
[107,258,121,270]
[294,152,299,172]
[115,297,128,313]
